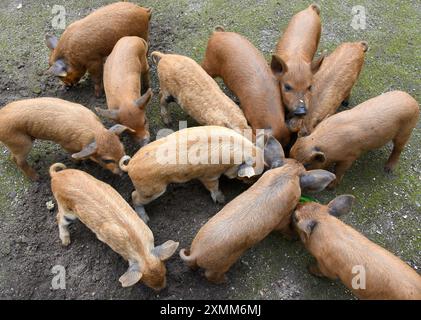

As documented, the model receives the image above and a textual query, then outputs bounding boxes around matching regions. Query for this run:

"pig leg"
[200,177,225,204]
[56,202,77,246]
[8,137,38,181]
[308,263,326,278]
[159,91,172,125]
[277,223,299,241]
[224,166,239,179]
[329,158,355,189]
[141,71,151,95]
[384,132,411,173]
[131,185,167,223]
[205,269,227,284]
[201,58,217,78]
[88,61,104,98]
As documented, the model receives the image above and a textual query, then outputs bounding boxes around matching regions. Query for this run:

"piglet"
[271,4,324,116]
[151,52,251,135]
[290,91,419,188]
[295,41,368,136]
[0,97,131,180]
[45,2,152,97]
[293,196,421,299]
[119,126,284,223]
[180,159,335,283]
[202,27,290,146]
[50,163,179,290]
[97,36,153,147]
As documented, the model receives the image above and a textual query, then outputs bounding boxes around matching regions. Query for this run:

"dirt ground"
[0,0,420,300]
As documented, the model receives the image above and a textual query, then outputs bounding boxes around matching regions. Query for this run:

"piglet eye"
[284,84,292,91]
[102,159,115,164]
[308,85,312,91]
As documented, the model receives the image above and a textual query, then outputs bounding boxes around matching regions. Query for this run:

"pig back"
[128,126,262,183]
[104,37,146,106]
[312,91,419,150]
[0,98,101,150]
[54,2,151,65]
[157,55,250,131]
[190,165,301,268]
[52,169,154,259]
[205,32,288,143]
[275,5,321,61]
[308,218,421,299]
[306,42,366,126]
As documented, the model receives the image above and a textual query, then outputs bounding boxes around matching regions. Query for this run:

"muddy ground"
[0,0,420,300]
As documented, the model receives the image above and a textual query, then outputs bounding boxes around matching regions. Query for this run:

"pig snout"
[136,136,151,148]
[112,167,123,176]
[294,101,307,116]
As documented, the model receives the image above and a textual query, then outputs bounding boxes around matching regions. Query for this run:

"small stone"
[32,86,42,94]
[17,3,22,9]
[46,200,55,211]
[8,191,17,199]
[19,90,28,97]
[403,215,407,219]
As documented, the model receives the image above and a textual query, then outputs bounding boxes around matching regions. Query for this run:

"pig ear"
[119,261,143,287]
[296,219,318,241]
[45,34,58,50]
[134,88,153,109]
[152,240,179,261]
[328,195,355,217]
[311,54,325,73]
[108,124,136,135]
[48,60,68,77]
[95,107,119,121]
[71,141,97,159]
[311,150,326,163]
[271,55,288,77]
[263,132,285,169]
[299,169,336,193]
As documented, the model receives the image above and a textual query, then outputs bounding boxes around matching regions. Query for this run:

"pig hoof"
[135,206,150,224]
[211,191,225,204]
[61,237,71,247]
[205,270,227,284]
[29,173,40,182]
[308,264,324,278]
[384,165,394,174]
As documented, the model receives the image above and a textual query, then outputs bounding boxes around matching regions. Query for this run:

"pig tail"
[119,155,131,172]
[49,163,67,176]
[360,41,369,52]
[310,4,321,15]
[151,51,164,65]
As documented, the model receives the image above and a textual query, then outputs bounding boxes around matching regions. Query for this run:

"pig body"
[120,126,265,223]
[297,41,368,136]
[49,163,179,290]
[99,36,153,146]
[151,52,251,135]
[293,197,421,299]
[46,2,152,96]
[0,98,130,180]
[201,28,290,146]
[180,159,336,283]
[290,91,420,187]
[271,4,323,116]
